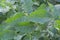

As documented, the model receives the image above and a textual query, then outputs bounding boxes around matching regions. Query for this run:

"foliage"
[0,0,60,40]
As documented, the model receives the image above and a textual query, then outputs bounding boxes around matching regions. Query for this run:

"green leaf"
[28,4,51,24]
[21,34,32,40]
[0,30,16,40]
[21,0,33,13]
[5,13,24,23]
[31,31,41,40]
[15,22,36,33]
[54,20,60,30]
[54,5,60,19]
